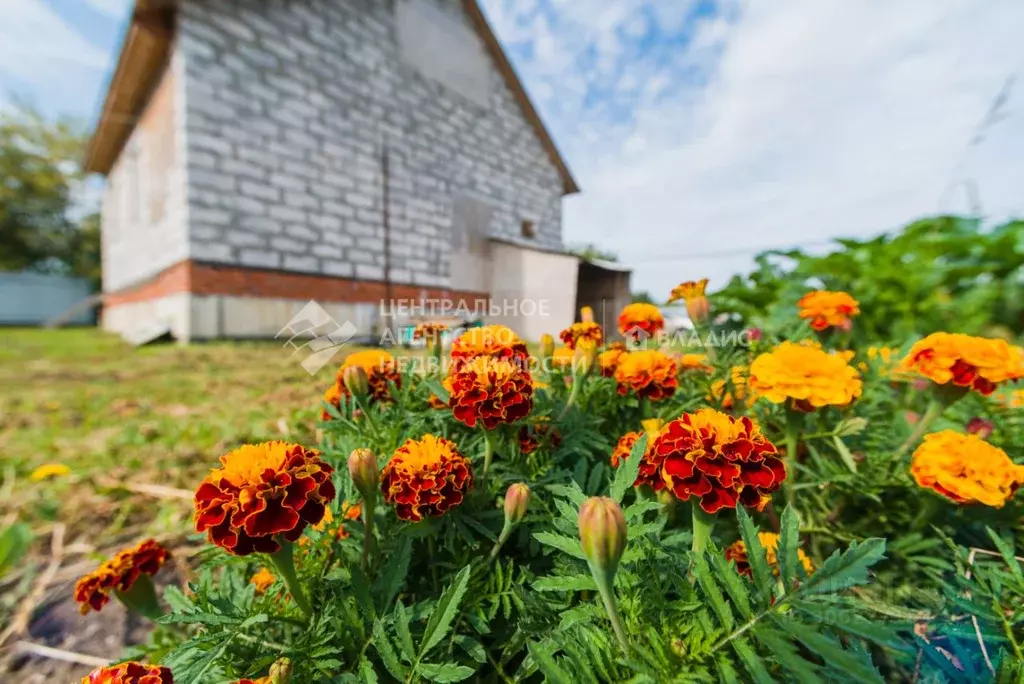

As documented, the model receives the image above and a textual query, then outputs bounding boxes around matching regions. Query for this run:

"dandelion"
[725,532,814,578]
[749,341,862,411]
[75,539,169,618]
[81,662,173,684]
[614,350,678,401]
[30,463,70,482]
[899,332,1024,397]
[797,290,860,332]
[911,431,1024,508]
[381,435,473,522]
[617,303,665,339]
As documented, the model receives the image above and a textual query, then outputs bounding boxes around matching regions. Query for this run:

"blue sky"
[3,0,1023,298]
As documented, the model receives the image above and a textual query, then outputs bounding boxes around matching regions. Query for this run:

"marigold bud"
[540,334,555,362]
[504,483,531,524]
[580,306,595,323]
[270,657,292,684]
[578,496,627,576]
[343,365,370,398]
[686,296,710,325]
[573,342,597,375]
[348,448,378,503]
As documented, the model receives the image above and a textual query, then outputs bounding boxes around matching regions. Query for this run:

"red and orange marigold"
[650,409,785,513]
[725,532,814,578]
[336,350,401,403]
[518,419,562,455]
[617,303,665,339]
[450,356,533,429]
[748,341,862,411]
[898,332,1024,396]
[910,430,1024,508]
[321,383,342,421]
[450,324,529,366]
[194,442,336,555]
[610,419,665,487]
[668,278,710,323]
[614,350,678,401]
[74,539,169,615]
[559,321,603,350]
[797,290,860,332]
[598,347,626,377]
[82,662,173,684]
[412,321,449,340]
[381,435,473,522]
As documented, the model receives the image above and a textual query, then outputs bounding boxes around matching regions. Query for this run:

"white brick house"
[86,0,630,342]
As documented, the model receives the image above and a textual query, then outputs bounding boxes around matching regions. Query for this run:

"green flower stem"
[691,500,716,555]
[482,429,498,478]
[268,539,312,620]
[361,500,376,571]
[895,398,945,459]
[558,367,583,420]
[489,519,517,561]
[587,562,630,656]
[782,409,804,507]
[115,573,164,621]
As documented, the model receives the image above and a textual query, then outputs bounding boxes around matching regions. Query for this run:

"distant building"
[85,0,629,342]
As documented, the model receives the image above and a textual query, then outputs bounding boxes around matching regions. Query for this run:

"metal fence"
[0,272,95,326]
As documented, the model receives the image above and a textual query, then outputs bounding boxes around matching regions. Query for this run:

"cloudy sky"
[2,0,1022,298]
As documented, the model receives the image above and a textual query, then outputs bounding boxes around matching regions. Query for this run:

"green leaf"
[533,531,586,559]
[777,505,801,589]
[791,600,907,651]
[776,619,883,683]
[358,657,379,683]
[710,551,754,620]
[453,635,487,663]
[419,564,472,655]
[533,574,597,592]
[417,663,476,682]
[751,626,821,683]
[832,435,858,473]
[372,618,407,680]
[610,435,647,502]
[375,536,412,612]
[528,642,575,684]
[736,507,774,606]
[986,527,1022,579]
[731,637,774,684]
[623,499,661,521]
[425,378,450,403]
[393,601,415,662]
[0,522,32,577]
[547,481,588,507]
[797,538,886,596]
[349,565,376,626]
[692,551,735,631]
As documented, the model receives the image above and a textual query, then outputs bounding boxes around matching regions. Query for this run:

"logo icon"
[623,325,651,351]
[276,300,357,374]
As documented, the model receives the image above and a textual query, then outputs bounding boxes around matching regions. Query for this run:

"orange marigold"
[194,442,335,556]
[725,532,814,578]
[321,383,342,420]
[617,303,665,339]
[610,419,665,489]
[381,435,473,521]
[911,430,1024,508]
[551,347,574,370]
[413,322,449,340]
[667,278,708,304]
[676,353,713,373]
[74,539,169,615]
[449,356,533,429]
[708,365,751,410]
[748,341,862,411]
[250,567,276,593]
[599,348,625,377]
[651,409,784,513]
[797,290,860,332]
[82,662,173,684]
[450,324,529,366]
[614,350,678,401]
[559,321,603,350]
[898,332,1024,396]
[336,350,401,403]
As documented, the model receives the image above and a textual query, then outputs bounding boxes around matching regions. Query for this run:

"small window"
[521,220,537,239]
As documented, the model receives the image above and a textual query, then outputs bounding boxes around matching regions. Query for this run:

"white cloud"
[81,0,132,19]
[484,0,1024,299]
[0,0,109,85]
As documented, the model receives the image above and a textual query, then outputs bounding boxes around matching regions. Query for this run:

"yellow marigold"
[381,435,472,522]
[749,341,862,411]
[911,430,1024,508]
[560,321,604,349]
[336,350,401,403]
[598,348,625,377]
[614,350,678,401]
[676,353,713,373]
[551,346,574,370]
[194,442,335,555]
[81,662,173,684]
[449,356,533,429]
[450,324,529,365]
[725,532,814,578]
[250,567,275,593]
[797,290,860,332]
[30,463,70,482]
[667,278,710,322]
[898,332,1024,396]
[617,303,665,339]
[74,539,169,615]
[708,365,751,410]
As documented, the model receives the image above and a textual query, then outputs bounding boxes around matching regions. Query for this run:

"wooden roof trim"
[82,2,175,175]
[462,0,579,195]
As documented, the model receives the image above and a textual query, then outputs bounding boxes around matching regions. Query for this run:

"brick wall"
[177,0,565,292]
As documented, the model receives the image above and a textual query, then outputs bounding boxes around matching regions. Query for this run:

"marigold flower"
[551,346,574,370]
[560,321,603,350]
[898,332,1024,396]
[598,348,625,377]
[676,353,713,373]
[82,662,174,684]
[30,463,70,482]
[504,483,531,523]
[336,350,401,403]
[725,532,814,578]
[578,497,627,575]
[708,366,751,410]
[668,278,710,323]
[321,383,342,421]
[614,350,678,401]
[450,324,529,366]
[797,290,860,332]
[748,341,862,411]
[518,419,562,455]
[610,419,665,488]
[412,322,448,340]
[448,356,533,429]
[333,502,363,540]
[74,539,169,615]
[194,442,336,556]
[381,435,473,522]
[617,303,665,339]
[651,409,785,513]
[250,567,276,593]
[911,431,1024,508]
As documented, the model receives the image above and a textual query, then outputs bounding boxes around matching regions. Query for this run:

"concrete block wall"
[177,0,565,292]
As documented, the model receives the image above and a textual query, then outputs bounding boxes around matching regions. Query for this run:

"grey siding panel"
[0,273,95,325]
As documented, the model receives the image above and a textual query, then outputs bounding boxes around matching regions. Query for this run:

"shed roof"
[82,0,580,195]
